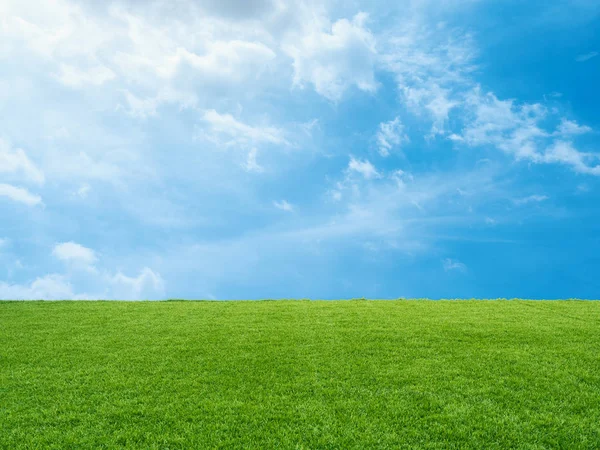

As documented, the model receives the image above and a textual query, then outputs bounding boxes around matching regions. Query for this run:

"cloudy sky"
[1,0,599,300]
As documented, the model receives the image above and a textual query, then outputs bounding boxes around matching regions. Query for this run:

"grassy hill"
[1,300,599,448]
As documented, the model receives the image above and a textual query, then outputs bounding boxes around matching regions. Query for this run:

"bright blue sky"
[1,0,599,300]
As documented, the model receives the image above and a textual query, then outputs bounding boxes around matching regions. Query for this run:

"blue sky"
[1,0,599,300]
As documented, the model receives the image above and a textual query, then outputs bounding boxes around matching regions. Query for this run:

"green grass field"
[1,300,600,449]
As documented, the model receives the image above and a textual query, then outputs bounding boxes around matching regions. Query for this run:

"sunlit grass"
[1,300,599,448]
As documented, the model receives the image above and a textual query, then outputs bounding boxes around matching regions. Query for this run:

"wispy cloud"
[0,184,42,206]
[55,64,116,89]
[514,194,549,206]
[274,200,294,212]
[0,139,44,184]
[243,148,264,173]
[453,88,600,175]
[348,156,381,179]
[199,110,287,147]
[376,117,409,156]
[443,258,467,272]
[75,184,91,199]
[556,119,593,136]
[575,51,598,62]
[381,22,476,136]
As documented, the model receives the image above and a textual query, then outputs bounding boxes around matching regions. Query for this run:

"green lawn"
[1,300,599,449]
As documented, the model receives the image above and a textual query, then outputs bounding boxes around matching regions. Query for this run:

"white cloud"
[577,183,590,193]
[283,12,377,101]
[555,119,592,136]
[1,0,112,60]
[53,242,97,267]
[454,88,600,175]
[0,267,165,300]
[575,51,598,62]
[55,63,116,88]
[0,240,164,300]
[3,0,278,84]
[459,89,548,160]
[348,156,380,179]
[376,117,409,156]
[75,184,91,199]
[112,33,276,87]
[121,88,198,119]
[514,194,549,206]
[390,169,414,188]
[274,200,294,212]
[0,275,81,300]
[170,41,276,81]
[243,148,264,173]
[300,118,319,136]
[0,138,45,184]
[315,160,508,257]
[443,258,467,272]
[199,109,287,147]
[543,141,600,175]
[0,184,42,206]
[3,0,279,117]
[108,268,165,300]
[194,0,276,20]
[45,151,122,183]
[404,83,458,135]
[114,38,275,115]
[382,24,476,135]
[329,187,343,202]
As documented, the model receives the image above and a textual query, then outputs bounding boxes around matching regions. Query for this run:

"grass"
[1,300,600,449]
